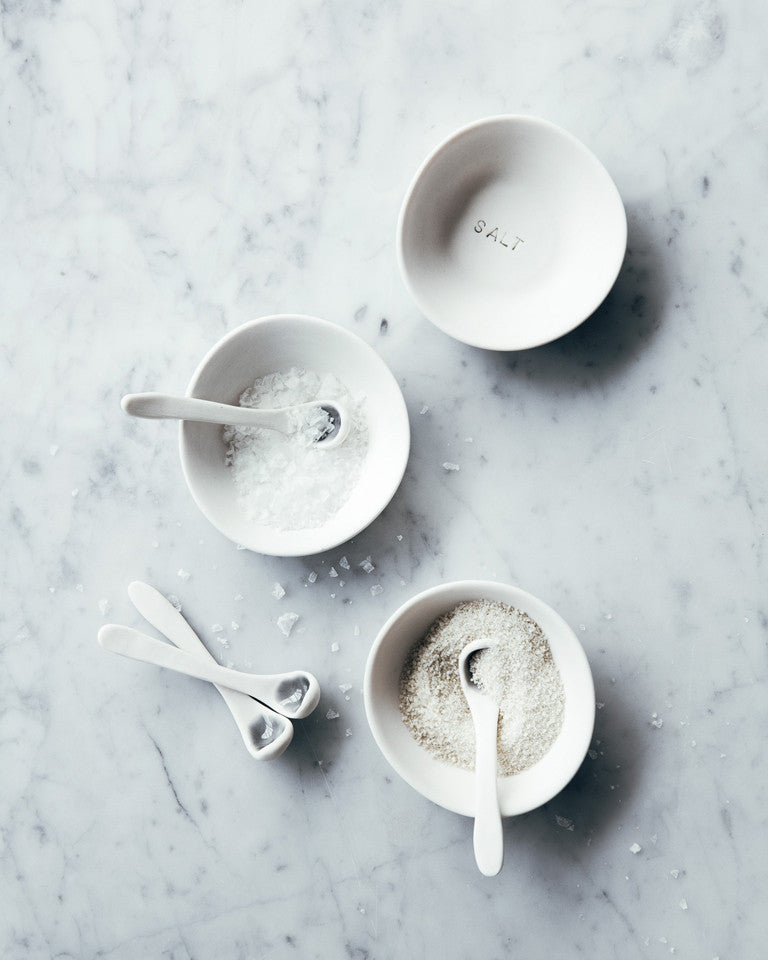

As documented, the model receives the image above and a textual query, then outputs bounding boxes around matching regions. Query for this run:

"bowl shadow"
[488,203,666,389]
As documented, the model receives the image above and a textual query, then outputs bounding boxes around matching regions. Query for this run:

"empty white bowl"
[179,315,410,556]
[364,580,595,817]
[397,115,627,351]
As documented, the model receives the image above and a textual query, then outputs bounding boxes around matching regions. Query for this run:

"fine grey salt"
[398,599,565,775]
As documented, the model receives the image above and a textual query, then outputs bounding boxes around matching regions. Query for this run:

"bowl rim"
[395,113,628,351]
[178,314,411,556]
[364,578,596,817]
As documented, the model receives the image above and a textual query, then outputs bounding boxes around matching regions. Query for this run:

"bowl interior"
[180,315,410,556]
[398,116,627,351]
[364,580,595,817]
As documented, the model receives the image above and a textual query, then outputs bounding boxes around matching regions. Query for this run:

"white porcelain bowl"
[364,580,595,817]
[179,315,410,556]
[397,115,627,351]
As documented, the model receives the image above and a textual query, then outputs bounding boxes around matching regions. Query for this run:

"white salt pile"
[224,368,368,532]
[399,600,565,776]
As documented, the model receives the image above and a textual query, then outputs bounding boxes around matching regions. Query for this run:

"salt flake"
[629,843,642,854]
[277,612,299,636]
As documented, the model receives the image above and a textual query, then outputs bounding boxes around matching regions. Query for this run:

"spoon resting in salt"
[121,392,350,449]
[459,638,504,877]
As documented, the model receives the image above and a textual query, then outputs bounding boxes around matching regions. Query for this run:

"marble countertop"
[3,0,766,957]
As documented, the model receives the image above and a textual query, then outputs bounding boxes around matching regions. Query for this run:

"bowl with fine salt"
[179,315,410,556]
[364,580,595,817]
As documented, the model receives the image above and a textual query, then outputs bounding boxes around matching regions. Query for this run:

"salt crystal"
[71,488,79,497]
[339,556,350,570]
[442,462,460,472]
[331,641,340,653]
[234,593,244,602]
[370,584,383,597]
[588,749,598,760]
[420,404,429,414]
[329,566,338,577]
[353,625,360,636]
[339,683,352,693]
[230,620,240,631]
[339,579,345,587]
[604,612,613,621]
[330,593,336,599]
[49,445,59,456]
[177,569,191,581]
[359,556,375,574]
[555,815,574,831]
[272,582,286,599]
[211,623,224,633]
[679,898,687,910]
[670,869,680,879]
[75,583,84,593]
[629,843,642,854]
[167,594,182,612]
[98,598,110,616]
[217,636,230,648]
[326,709,340,720]
[308,571,318,583]
[277,612,299,636]
[345,728,352,737]
[596,701,605,710]
[151,540,159,549]
[236,544,247,551]
[396,534,403,541]
[464,436,473,443]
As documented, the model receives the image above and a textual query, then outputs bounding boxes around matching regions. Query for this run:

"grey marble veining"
[2,0,766,957]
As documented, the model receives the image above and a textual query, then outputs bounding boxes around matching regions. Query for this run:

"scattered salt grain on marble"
[359,556,375,574]
[339,556,350,570]
[630,843,642,854]
[230,620,240,631]
[679,898,688,910]
[588,749,598,760]
[339,579,345,587]
[331,641,340,653]
[420,404,429,414]
[345,728,352,737]
[370,584,383,597]
[308,571,318,583]
[326,709,340,720]
[596,701,605,710]
[651,713,664,728]
[167,594,182,612]
[442,462,460,472]
[396,534,403,541]
[177,569,191,581]
[234,593,244,602]
[339,683,352,693]
[555,815,575,831]
[670,869,680,879]
[353,625,360,637]
[223,368,368,531]
[330,593,336,599]
[329,567,338,577]
[71,488,79,497]
[272,582,286,600]
[217,636,230,648]
[48,586,56,594]
[151,540,159,549]
[75,583,84,593]
[49,445,59,456]
[98,598,111,616]
[277,612,299,637]
[211,623,224,633]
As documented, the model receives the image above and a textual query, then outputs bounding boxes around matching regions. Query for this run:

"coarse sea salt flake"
[272,582,286,599]
[177,569,191,581]
[98,598,111,616]
[630,843,642,854]
[442,462,460,472]
[339,683,352,693]
[326,709,340,720]
[359,556,375,574]
[308,571,318,583]
[339,556,350,570]
[329,567,338,577]
[370,584,383,597]
[211,623,224,633]
[679,898,688,910]
[167,594,182,612]
[277,612,299,636]
[331,641,340,653]
[555,815,574,831]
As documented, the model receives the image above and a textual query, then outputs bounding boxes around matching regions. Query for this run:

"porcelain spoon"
[98,624,321,719]
[126,581,292,760]
[459,638,504,877]
[121,392,350,449]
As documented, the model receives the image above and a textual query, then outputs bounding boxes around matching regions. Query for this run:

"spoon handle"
[473,703,504,877]
[121,393,292,432]
[98,624,319,718]
[126,581,292,760]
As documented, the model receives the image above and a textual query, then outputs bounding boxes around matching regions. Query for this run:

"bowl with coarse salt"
[179,315,410,556]
[364,580,595,817]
